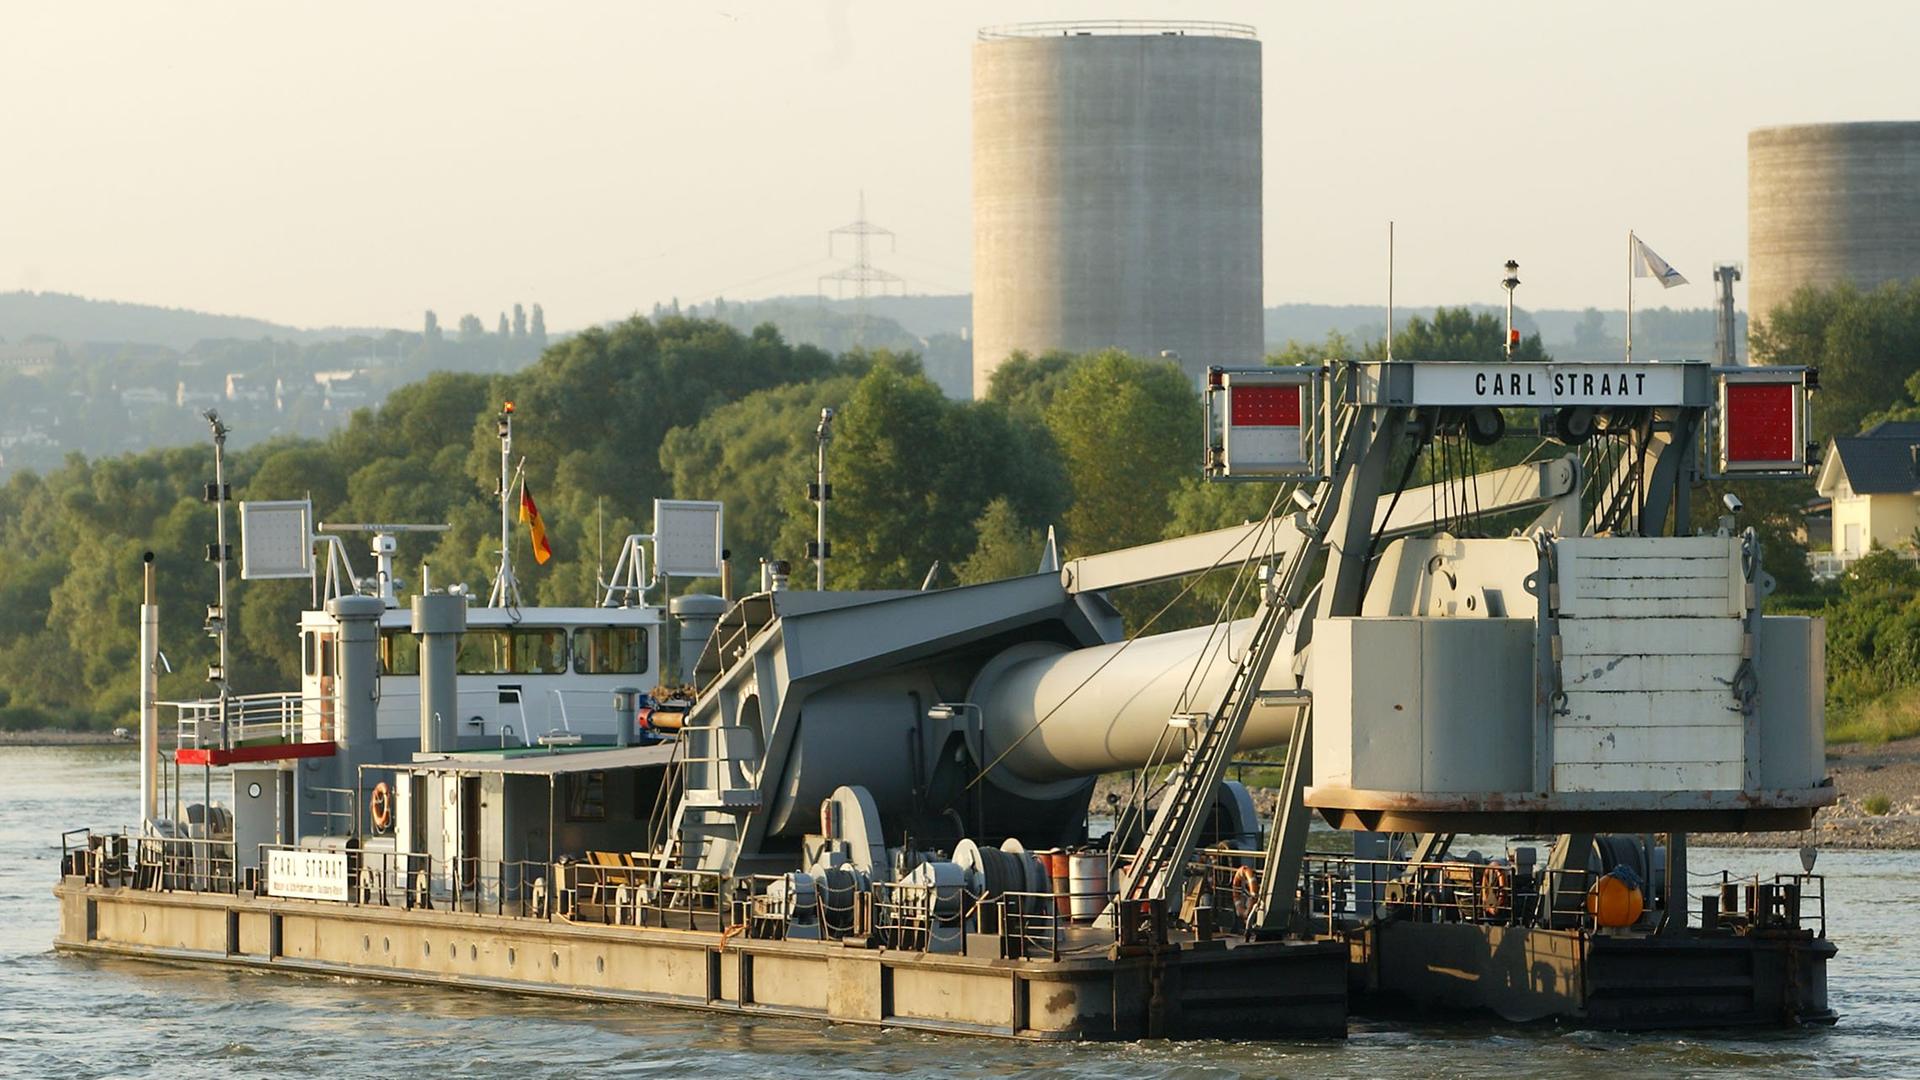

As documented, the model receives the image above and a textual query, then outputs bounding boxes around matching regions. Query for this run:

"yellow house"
[1816,420,1920,561]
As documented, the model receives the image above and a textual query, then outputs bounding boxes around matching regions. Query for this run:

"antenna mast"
[487,402,521,608]
[201,411,232,747]
[1713,264,1743,366]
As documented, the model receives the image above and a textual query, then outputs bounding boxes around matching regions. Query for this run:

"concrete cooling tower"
[1748,121,1920,325]
[972,22,1263,396]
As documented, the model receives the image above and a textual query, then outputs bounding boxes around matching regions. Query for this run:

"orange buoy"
[1586,868,1645,928]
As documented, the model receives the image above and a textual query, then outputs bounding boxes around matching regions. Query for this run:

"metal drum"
[1040,850,1070,917]
[1068,851,1112,924]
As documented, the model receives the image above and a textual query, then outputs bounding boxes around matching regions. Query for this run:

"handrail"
[978,20,1256,40]
[1293,854,1603,935]
[168,691,318,750]
[380,687,535,746]
[599,534,653,608]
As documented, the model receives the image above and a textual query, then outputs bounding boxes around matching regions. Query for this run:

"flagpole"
[1626,230,1634,363]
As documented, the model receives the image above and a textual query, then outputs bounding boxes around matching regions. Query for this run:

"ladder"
[1116,375,1363,914]
[1119,573,1299,907]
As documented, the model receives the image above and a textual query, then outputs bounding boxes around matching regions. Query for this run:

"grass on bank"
[1828,685,1920,746]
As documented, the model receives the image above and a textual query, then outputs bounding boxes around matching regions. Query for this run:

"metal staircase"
[1115,371,1359,916]
[1118,582,1300,906]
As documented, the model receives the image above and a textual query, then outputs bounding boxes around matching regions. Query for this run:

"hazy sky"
[1,1,1914,330]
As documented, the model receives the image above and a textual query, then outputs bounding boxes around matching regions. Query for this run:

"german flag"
[519,481,553,565]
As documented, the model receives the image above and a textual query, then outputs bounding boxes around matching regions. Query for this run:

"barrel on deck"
[1068,851,1113,924]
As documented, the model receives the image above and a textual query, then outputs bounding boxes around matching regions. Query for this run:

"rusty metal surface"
[1304,782,1834,834]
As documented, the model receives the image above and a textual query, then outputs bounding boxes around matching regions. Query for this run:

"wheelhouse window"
[379,630,419,676]
[566,770,607,822]
[571,627,649,675]
[456,628,568,675]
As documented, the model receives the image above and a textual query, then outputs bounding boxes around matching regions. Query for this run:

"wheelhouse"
[298,605,664,746]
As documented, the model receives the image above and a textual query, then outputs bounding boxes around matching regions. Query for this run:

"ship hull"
[1345,919,1837,1028]
[52,879,1348,1041]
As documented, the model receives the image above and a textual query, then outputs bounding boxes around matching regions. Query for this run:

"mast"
[202,411,232,747]
[139,552,159,831]
[488,402,519,607]
[811,407,835,590]
[1626,230,1635,362]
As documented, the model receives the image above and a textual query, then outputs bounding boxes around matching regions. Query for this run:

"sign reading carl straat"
[1403,361,1692,407]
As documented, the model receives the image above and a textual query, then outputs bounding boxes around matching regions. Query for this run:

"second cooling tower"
[972,23,1262,396]
[1748,121,1920,325]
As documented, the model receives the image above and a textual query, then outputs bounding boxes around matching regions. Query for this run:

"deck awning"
[379,742,680,776]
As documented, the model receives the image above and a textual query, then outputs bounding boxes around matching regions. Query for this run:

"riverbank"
[1694,736,1920,849]
[0,730,133,747]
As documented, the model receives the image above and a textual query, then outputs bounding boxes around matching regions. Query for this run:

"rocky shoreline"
[1692,794,1920,850]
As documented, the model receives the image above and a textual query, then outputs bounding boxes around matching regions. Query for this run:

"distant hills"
[0,291,389,351]
[0,287,1743,365]
[701,293,1742,365]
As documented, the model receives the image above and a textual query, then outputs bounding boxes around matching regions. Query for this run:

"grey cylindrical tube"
[328,595,386,750]
[973,618,1300,799]
[670,594,728,686]
[412,592,467,753]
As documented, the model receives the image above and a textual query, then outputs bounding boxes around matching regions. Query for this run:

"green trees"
[661,375,858,594]
[1391,307,1549,363]
[1044,351,1201,556]
[954,499,1045,585]
[0,316,849,728]
[772,359,1043,589]
[1754,279,1920,439]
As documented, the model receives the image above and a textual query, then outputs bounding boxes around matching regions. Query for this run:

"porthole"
[423,940,431,957]
[469,944,477,961]
[382,937,390,953]
[508,947,516,967]
[551,951,561,969]
[362,935,370,952]
[247,782,262,799]
[595,956,605,974]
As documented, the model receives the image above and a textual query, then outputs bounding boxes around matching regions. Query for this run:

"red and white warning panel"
[1715,368,1812,475]
[1208,368,1320,479]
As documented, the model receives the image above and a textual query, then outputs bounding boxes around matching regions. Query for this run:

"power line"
[819,191,905,345]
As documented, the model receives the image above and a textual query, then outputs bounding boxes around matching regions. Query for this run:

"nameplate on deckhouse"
[266,848,348,902]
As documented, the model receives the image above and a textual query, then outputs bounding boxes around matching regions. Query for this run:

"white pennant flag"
[1631,235,1688,288]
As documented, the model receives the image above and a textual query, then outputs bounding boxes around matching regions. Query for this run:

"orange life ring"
[370,781,394,832]
[1231,864,1259,920]
[1481,863,1512,918]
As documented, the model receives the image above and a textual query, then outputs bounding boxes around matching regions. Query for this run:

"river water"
[1,745,1913,1078]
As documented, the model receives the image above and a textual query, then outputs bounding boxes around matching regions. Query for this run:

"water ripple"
[0,746,1912,1079]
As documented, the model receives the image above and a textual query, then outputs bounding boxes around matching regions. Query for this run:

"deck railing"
[62,828,237,895]
[169,691,318,750]
[1699,870,1827,937]
[977,20,1256,40]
